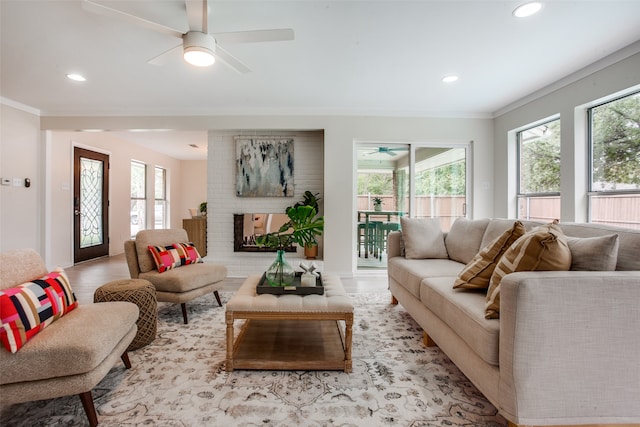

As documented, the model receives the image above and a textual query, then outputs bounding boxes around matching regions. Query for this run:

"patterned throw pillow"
[453,221,526,290]
[485,220,571,319]
[148,242,202,273]
[0,268,78,353]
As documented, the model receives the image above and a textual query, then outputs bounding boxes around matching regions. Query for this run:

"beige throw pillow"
[453,221,526,290]
[485,220,571,319]
[445,218,490,264]
[400,217,448,259]
[566,234,619,271]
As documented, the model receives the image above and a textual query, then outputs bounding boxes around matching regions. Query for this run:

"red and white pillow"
[0,267,78,353]
[148,242,202,273]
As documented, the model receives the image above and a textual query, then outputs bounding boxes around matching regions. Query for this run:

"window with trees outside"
[154,166,167,229]
[588,90,640,229]
[130,161,146,238]
[517,119,561,222]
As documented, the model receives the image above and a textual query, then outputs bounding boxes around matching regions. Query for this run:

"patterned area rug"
[1,292,506,426]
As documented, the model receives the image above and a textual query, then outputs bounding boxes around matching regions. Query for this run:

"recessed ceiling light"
[66,73,86,82]
[442,75,459,83]
[513,2,543,18]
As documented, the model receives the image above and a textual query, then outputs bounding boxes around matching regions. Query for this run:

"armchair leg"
[214,290,222,307]
[78,391,98,427]
[181,303,188,324]
[121,351,132,369]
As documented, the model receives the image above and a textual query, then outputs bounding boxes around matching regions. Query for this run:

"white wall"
[493,51,640,222]
[0,103,41,253]
[179,160,207,219]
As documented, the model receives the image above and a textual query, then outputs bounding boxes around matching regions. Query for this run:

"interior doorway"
[356,142,470,270]
[74,147,110,263]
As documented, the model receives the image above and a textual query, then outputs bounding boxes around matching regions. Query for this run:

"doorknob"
[74,209,81,216]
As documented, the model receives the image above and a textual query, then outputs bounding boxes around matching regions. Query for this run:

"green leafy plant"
[199,201,207,214]
[373,197,383,206]
[288,190,320,214]
[255,205,324,250]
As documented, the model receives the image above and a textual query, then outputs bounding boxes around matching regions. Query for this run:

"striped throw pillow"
[148,242,202,273]
[485,220,571,319]
[0,268,78,353]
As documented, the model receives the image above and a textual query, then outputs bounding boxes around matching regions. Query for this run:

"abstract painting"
[235,137,294,197]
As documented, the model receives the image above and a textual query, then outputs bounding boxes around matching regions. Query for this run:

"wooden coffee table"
[225,274,354,372]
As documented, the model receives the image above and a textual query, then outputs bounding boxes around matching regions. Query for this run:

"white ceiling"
[2,0,640,160]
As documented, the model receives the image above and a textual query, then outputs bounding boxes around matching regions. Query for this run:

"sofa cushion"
[388,257,465,299]
[454,221,526,290]
[480,218,542,249]
[566,234,619,271]
[0,302,139,384]
[445,218,490,264]
[0,268,78,353]
[485,220,572,319]
[400,217,448,259]
[560,222,640,271]
[420,276,500,366]
[139,262,227,293]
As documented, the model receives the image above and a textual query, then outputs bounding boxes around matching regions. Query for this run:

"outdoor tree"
[519,120,561,194]
[591,93,640,190]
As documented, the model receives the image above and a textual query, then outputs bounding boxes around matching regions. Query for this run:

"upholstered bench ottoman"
[94,279,157,351]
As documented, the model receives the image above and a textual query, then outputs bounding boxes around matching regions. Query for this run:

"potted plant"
[255,205,324,286]
[287,191,322,259]
[373,197,383,212]
[199,201,207,216]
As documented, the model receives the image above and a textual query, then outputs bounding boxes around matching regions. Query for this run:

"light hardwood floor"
[66,254,390,304]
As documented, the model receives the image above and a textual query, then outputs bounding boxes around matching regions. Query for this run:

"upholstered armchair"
[124,228,227,324]
[0,248,139,427]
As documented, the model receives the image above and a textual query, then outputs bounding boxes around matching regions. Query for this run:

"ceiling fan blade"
[214,44,251,74]
[82,0,184,39]
[185,0,207,33]
[214,28,295,45]
[147,44,182,66]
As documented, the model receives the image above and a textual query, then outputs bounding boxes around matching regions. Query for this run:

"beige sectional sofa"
[387,218,640,427]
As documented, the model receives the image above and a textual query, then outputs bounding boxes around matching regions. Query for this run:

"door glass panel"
[414,147,466,231]
[79,157,103,248]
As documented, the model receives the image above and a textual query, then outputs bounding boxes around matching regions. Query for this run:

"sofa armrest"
[124,240,141,278]
[387,231,403,258]
[498,270,640,425]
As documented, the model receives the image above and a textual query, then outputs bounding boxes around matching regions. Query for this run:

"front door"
[73,147,109,263]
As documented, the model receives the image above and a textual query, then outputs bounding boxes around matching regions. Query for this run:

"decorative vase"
[374,204,382,212]
[266,250,295,287]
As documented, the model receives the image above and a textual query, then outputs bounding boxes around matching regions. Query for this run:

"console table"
[182,217,207,257]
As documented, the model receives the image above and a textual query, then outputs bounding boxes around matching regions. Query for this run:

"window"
[588,91,640,229]
[517,119,561,222]
[154,166,167,229]
[130,161,146,237]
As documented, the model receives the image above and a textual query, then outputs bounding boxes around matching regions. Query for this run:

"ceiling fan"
[364,147,409,157]
[82,0,294,73]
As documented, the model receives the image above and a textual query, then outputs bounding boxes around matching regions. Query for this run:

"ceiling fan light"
[513,2,542,18]
[183,31,216,67]
[184,48,215,67]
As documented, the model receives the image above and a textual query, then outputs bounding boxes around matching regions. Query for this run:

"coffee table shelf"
[225,275,354,373]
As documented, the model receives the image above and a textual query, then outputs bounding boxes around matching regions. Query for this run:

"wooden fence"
[359,194,640,230]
